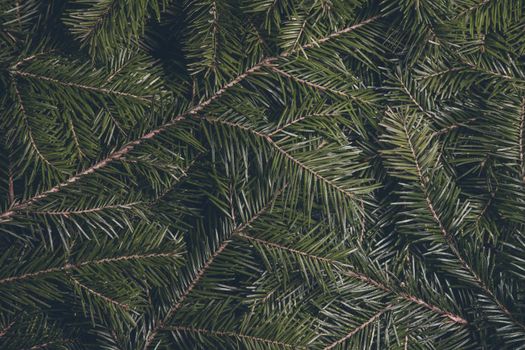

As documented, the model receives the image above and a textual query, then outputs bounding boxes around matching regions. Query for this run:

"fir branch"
[239,233,468,325]
[11,53,48,71]
[268,138,358,200]
[0,320,16,338]
[396,75,432,118]
[0,251,182,285]
[299,15,381,52]
[210,0,220,71]
[238,233,345,266]
[148,238,233,336]
[270,65,348,97]
[400,115,525,332]
[416,67,464,80]
[143,187,285,348]
[322,305,392,350]
[204,117,360,200]
[518,97,525,178]
[22,339,75,350]
[69,275,132,311]
[31,201,143,217]
[165,325,303,349]
[431,118,477,137]
[4,2,521,346]
[0,15,380,222]
[10,69,152,103]
[80,0,118,42]
[7,154,14,206]
[11,80,53,168]
[268,112,339,137]
[66,115,85,160]
[454,0,494,18]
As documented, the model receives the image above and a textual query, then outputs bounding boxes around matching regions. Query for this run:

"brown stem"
[323,305,392,350]
[239,233,467,325]
[166,325,303,349]
[7,155,14,206]
[0,251,182,285]
[0,15,381,222]
[204,117,359,200]
[519,98,525,180]
[143,188,285,348]
[402,116,525,332]
[32,202,142,217]
[69,275,132,310]
[0,319,16,337]
[11,70,151,103]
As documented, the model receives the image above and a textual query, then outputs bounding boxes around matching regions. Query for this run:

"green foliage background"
[1,0,525,348]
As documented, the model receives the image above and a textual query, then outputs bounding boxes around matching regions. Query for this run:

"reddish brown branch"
[166,325,303,349]
[0,251,181,285]
[143,188,285,348]
[323,305,392,350]
[239,233,468,325]
[0,15,380,222]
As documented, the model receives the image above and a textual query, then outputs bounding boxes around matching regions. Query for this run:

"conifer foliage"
[1,0,525,348]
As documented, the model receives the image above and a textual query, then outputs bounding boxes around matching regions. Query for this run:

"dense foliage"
[1,0,525,349]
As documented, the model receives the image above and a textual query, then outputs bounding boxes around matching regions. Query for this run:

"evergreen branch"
[147,238,233,341]
[69,275,132,311]
[4,2,519,346]
[269,138,358,200]
[15,0,21,30]
[7,154,14,206]
[396,292,467,325]
[402,119,466,256]
[270,66,347,96]
[289,13,311,53]
[11,53,50,71]
[322,305,392,350]
[0,251,182,285]
[165,325,303,349]
[10,69,152,103]
[80,0,117,42]
[143,187,285,348]
[416,67,464,80]
[400,115,525,332]
[146,159,201,206]
[23,339,75,350]
[475,190,496,223]
[31,201,143,217]
[204,117,360,199]
[239,233,468,325]
[238,233,346,266]
[298,15,381,52]
[431,118,477,137]
[397,76,432,118]
[460,58,519,81]
[66,116,85,160]
[0,16,380,222]
[454,0,494,18]
[11,80,53,167]
[0,320,16,338]
[518,97,525,178]
[0,116,188,222]
[210,0,220,70]
[268,113,339,137]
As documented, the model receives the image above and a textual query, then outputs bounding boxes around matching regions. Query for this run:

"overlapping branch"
[0,15,382,223]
